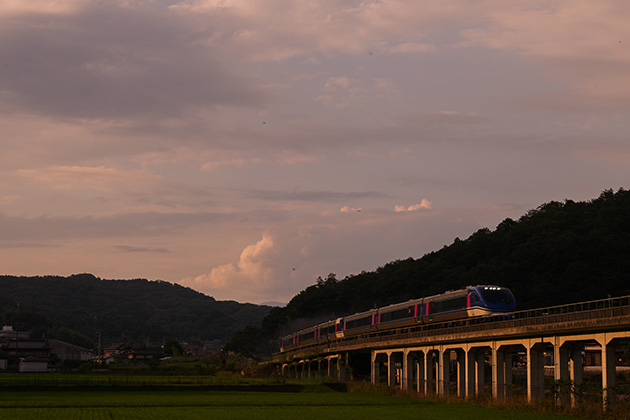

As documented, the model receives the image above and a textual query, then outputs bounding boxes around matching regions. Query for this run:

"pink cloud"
[394,199,433,213]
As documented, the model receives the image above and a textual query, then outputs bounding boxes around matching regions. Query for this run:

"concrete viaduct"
[278,295,630,411]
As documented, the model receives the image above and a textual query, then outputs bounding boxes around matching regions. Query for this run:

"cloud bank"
[1,0,628,304]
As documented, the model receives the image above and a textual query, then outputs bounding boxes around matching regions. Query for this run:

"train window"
[380,306,414,323]
[470,292,480,304]
[430,297,466,314]
[427,301,438,315]
[480,288,513,304]
[346,315,373,330]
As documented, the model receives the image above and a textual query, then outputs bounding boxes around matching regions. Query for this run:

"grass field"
[0,372,275,387]
[0,384,584,420]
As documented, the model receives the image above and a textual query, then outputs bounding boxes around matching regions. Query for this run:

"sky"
[1,0,629,305]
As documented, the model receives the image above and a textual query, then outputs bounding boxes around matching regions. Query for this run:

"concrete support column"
[569,344,583,408]
[527,344,545,402]
[438,348,449,396]
[554,339,570,406]
[465,348,478,397]
[492,346,505,400]
[371,352,380,384]
[387,352,396,387]
[477,351,486,395]
[337,355,346,382]
[554,344,569,382]
[455,349,466,397]
[424,351,435,394]
[504,351,513,398]
[569,345,583,383]
[416,353,425,393]
[403,351,414,392]
[601,342,617,411]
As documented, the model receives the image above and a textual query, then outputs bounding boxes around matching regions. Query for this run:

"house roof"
[46,338,92,353]
[104,343,132,351]
[4,340,49,350]
[19,357,49,363]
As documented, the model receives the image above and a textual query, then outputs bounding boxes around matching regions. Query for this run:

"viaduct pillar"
[527,341,546,402]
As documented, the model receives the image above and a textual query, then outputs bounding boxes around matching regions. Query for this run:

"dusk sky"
[1,1,629,304]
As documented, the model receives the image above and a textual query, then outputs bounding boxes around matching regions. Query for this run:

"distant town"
[0,325,224,373]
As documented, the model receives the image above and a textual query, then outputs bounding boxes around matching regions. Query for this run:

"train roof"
[377,297,424,312]
[344,308,377,320]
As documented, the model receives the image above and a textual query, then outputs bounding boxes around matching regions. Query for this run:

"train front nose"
[479,287,515,310]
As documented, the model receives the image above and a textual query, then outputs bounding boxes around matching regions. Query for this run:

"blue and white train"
[280,285,515,352]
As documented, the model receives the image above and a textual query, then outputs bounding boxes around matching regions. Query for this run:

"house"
[99,343,163,363]
[3,339,51,372]
[132,348,163,361]
[1,334,96,371]
[19,357,48,373]
[3,339,50,359]
[182,342,203,357]
[102,343,133,359]
[0,326,30,341]
[47,339,94,362]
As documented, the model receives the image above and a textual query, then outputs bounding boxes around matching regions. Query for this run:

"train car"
[280,326,314,353]
[375,298,424,330]
[296,325,319,347]
[422,285,515,323]
[280,285,515,352]
[317,320,337,342]
[280,318,339,352]
[422,287,469,323]
[342,308,378,337]
[279,333,296,353]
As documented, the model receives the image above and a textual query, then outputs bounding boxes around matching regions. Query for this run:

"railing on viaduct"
[277,294,630,411]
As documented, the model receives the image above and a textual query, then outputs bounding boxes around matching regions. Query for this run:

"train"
[280,285,515,352]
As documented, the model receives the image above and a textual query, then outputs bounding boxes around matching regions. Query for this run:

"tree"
[223,326,272,358]
[163,340,183,357]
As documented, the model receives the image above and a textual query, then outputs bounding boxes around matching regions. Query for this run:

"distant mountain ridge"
[0,274,271,348]
[260,301,286,308]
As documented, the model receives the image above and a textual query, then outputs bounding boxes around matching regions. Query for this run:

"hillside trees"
[0,274,271,347]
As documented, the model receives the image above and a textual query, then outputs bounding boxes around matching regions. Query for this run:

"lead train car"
[280,285,515,352]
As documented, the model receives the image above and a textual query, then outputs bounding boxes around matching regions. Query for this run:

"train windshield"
[480,287,513,304]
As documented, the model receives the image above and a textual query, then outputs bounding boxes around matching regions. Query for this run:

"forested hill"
[259,188,630,342]
[0,274,271,348]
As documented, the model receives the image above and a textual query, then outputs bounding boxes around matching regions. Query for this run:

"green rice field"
[0,385,583,420]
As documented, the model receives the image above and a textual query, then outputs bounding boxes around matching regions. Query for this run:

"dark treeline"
[0,274,271,348]
[226,188,630,357]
